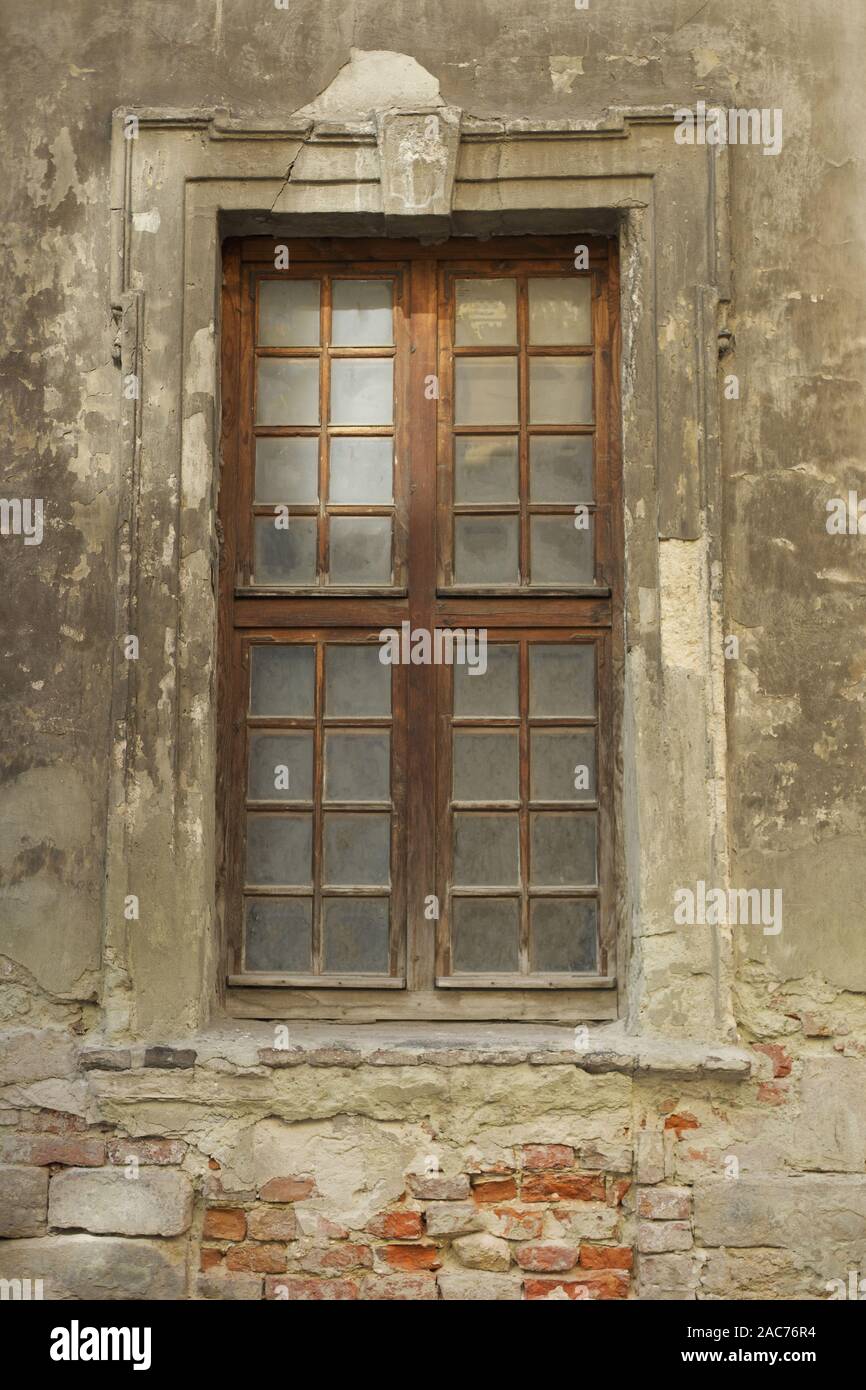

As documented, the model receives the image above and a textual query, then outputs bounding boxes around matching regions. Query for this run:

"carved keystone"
[376,107,461,231]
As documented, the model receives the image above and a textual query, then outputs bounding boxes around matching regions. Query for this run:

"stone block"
[635,1132,665,1185]
[438,1270,522,1300]
[0,1030,77,1086]
[79,1050,132,1072]
[423,1202,483,1237]
[361,1274,438,1300]
[0,1166,48,1236]
[406,1173,470,1201]
[636,1252,699,1299]
[637,1185,692,1220]
[0,1234,186,1299]
[637,1219,693,1253]
[196,1271,263,1300]
[694,1176,866,1258]
[798,1059,866,1172]
[551,1202,620,1240]
[144,1046,196,1069]
[453,1232,510,1271]
[49,1167,193,1236]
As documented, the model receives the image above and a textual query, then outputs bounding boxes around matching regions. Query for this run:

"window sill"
[85,1023,753,1081]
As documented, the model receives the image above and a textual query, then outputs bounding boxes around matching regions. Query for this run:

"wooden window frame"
[218,236,622,1023]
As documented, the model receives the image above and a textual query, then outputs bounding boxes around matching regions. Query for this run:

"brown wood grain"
[218,236,622,1019]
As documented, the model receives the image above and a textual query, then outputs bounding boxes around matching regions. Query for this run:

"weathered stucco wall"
[1,0,865,1300]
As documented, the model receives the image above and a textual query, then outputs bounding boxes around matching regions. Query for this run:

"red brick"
[800,1012,832,1037]
[516,1242,577,1273]
[200,1247,223,1271]
[259,1176,316,1202]
[472,1177,517,1203]
[300,1244,373,1273]
[361,1274,438,1301]
[607,1178,631,1207]
[2,1135,105,1167]
[34,1137,107,1167]
[757,1081,788,1105]
[383,1244,441,1272]
[520,1144,574,1171]
[25,1111,88,1134]
[225,1243,286,1273]
[202,1207,247,1241]
[753,1043,792,1078]
[106,1138,186,1165]
[490,1206,544,1241]
[579,1244,633,1270]
[265,1276,359,1301]
[521,1173,605,1203]
[663,1112,699,1137]
[247,1207,299,1241]
[524,1278,592,1301]
[577,1271,629,1299]
[366,1210,423,1239]
[525,1272,629,1300]
[315,1215,349,1239]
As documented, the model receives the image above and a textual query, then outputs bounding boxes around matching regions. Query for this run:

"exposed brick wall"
[196,1145,634,1300]
[1,1029,865,1300]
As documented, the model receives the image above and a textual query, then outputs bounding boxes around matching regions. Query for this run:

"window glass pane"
[455,278,517,346]
[530,515,594,586]
[528,277,591,345]
[529,357,593,425]
[255,437,319,504]
[323,813,390,886]
[248,731,314,802]
[245,898,312,973]
[530,728,596,803]
[254,515,317,585]
[454,357,518,425]
[256,358,319,426]
[330,358,393,425]
[454,516,518,585]
[331,280,393,346]
[329,437,392,503]
[530,811,596,887]
[453,730,519,802]
[452,898,519,972]
[322,898,389,974]
[329,516,392,585]
[529,435,593,503]
[529,644,595,718]
[530,899,597,972]
[454,437,518,504]
[453,813,519,886]
[325,645,391,717]
[324,731,390,803]
[245,813,312,887]
[250,644,315,717]
[258,279,321,347]
[454,644,518,718]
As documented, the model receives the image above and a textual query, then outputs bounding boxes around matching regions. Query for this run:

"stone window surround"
[103,103,739,1061]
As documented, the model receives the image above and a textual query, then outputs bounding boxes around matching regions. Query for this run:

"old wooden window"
[218,237,621,1022]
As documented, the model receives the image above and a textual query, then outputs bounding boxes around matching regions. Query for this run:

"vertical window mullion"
[516,274,530,587]
[319,276,332,586]
[311,640,325,973]
[518,636,531,974]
